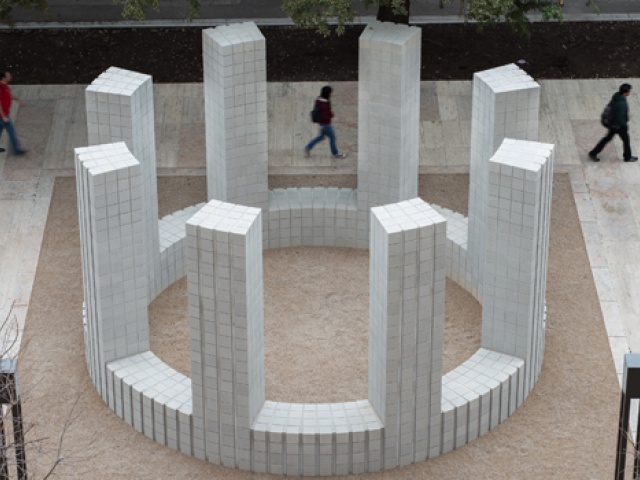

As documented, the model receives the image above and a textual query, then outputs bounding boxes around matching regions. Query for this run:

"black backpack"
[601,101,614,128]
[310,102,321,123]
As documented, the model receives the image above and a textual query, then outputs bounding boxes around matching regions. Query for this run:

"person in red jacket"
[0,70,27,155]
[304,85,347,159]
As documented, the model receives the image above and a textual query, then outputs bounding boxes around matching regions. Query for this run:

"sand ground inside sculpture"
[20,174,620,478]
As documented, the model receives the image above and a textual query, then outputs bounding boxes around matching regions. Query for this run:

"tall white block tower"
[85,67,161,300]
[481,138,553,394]
[202,22,269,211]
[467,64,539,298]
[75,142,150,398]
[369,199,446,467]
[187,200,265,468]
[357,21,421,237]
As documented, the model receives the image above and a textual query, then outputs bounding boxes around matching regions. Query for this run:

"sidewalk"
[0,79,636,387]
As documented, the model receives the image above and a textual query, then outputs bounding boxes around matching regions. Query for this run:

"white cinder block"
[467,64,540,299]
[188,199,265,468]
[203,23,268,211]
[370,198,445,468]
[76,142,150,397]
[85,67,161,301]
[357,21,422,245]
[481,139,553,394]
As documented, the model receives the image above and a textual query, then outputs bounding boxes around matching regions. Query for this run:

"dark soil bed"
[2,21,639,84]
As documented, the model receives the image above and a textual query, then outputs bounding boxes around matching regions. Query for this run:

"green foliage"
[286,0,598,37]
[281,0,411,35]
[457,0,562,37]
[280,0,354,36]
[363,0,409,16]
[0,0,47,25]
[0,0,600,38]
[114,0,201,21]
[443,0,598,37]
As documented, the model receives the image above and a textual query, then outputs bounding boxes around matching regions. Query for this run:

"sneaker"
[588,151,599,162]
[0,147,4,153]
[14,149,27,156]
[304,149,310,158]
[334,153,347,159]
[624,156,638,162]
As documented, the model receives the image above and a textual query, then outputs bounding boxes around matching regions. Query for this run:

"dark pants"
[591,125,632,160]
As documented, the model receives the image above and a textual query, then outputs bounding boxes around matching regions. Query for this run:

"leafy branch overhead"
[282,0,599,37]
[449,0,599,37]
[0,0,598,37]
[0,0,47,25]
[280,0,356,36]
[113,0,201,21]
[0,0,201,23]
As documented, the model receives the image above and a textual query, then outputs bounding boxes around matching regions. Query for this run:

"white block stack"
[85,67,161,300]
[467,64,539,298]
[203,23,268,211]
[370,198,446,467]
[358,21,421,246]
[481,139,553,394]
[75,142,149,399]
[77,25,554,477]
[186,200,265,468]
[266,187,358,249]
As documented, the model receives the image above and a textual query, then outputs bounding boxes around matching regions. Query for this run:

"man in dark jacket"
[589,83,638,162]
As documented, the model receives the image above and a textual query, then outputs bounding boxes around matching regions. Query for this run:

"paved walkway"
[0,79,636,389]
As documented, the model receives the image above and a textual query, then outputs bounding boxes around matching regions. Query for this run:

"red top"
[0,82,11,118]
[315,98,333,125]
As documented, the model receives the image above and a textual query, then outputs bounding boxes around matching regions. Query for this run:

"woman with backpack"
[304,85,347,159]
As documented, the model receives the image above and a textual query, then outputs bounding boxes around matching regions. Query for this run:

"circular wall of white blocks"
[76,21,553,477]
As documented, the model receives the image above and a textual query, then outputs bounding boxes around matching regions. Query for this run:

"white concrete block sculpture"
[358,21,421,246]
[482,138,553,393]
[77,20,554,477]
[369,200,446,466]
[85,67,161,300]
[186,200,265,467]
[75,142,149,398]
[467,64,540,298]
[203,23,268,211]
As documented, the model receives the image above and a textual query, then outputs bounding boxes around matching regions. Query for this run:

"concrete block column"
[187,200,265,468]
[357,21,421,244]
[75,142,150,399]
[467,64,539,298]
[369,198,446,468]
[481,139,554,394]
[85,67,161,300]
[203,22,268,211]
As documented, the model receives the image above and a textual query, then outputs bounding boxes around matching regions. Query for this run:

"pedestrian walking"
[0,70,27,155]
[589,83,638,163]
[304,85,347,159]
